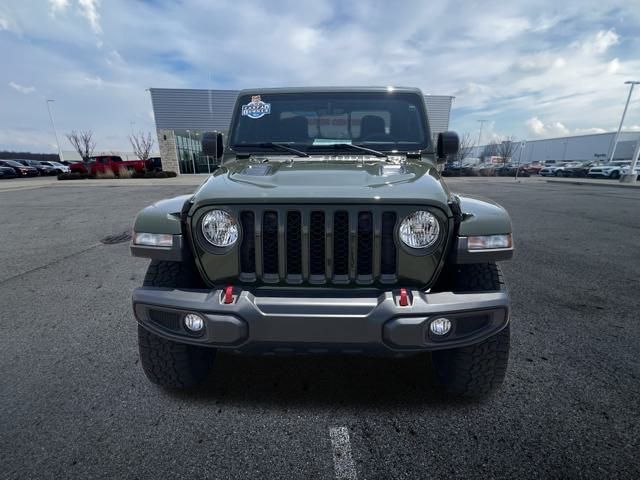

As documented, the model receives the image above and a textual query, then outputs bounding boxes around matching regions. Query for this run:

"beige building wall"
[156,129,179,174]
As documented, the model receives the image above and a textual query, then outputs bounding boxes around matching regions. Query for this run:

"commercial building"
[471,131,640,165]
[149,88,454,175]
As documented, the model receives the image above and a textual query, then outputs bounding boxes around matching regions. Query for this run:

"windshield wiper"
[240,142,309,157]
[323,143,388,158]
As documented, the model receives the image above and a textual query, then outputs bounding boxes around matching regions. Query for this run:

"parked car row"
[443,159,638,179]
[0,156,163,179]
[0,159,70,178]
[442,161,531,177]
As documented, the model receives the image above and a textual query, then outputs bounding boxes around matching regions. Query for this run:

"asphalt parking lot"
[1,178,639,479]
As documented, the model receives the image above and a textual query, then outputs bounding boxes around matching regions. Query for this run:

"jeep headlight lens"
[201,210,238,247]
[399,211,440,249]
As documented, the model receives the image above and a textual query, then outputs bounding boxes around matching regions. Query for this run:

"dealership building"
[471,131,640,165]
[148,88,454,175]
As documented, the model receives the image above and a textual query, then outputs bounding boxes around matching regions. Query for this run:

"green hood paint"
[189,157,452,213]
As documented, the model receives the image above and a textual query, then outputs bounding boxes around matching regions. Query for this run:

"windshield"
[229,92,430,154]
[2,160,23,167]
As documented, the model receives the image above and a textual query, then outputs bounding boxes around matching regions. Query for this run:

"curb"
[545,179,640,189]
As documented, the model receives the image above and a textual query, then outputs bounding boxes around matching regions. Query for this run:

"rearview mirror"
[436,131,459,162]
[201,132,224,159]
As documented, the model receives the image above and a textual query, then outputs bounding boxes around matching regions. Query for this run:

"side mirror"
[201,132,224,159]
[436,131,459,163]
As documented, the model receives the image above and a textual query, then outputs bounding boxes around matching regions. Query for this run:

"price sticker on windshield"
[241,95,271,119]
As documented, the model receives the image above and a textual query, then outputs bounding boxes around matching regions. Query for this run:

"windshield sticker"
[241,95,271,119]
[312,139,352,146]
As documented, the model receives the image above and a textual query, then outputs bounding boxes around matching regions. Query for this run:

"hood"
[190,157,451,211]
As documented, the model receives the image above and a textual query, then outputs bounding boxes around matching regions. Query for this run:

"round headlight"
[201,210,238,247]
[399,211,440,249]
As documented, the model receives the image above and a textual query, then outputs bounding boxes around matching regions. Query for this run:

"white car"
[588,164,628,179]
[539,162,579,177]
[620,164,640,176]
[39,161,70,174]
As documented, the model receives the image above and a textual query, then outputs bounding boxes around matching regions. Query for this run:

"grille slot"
[333,211,350,276]
[262,211,279,275]
[240,212,255,274]
[381,212,397,275]
[286,211,302,275]
[357,212,373,276]
[309,211,326,276]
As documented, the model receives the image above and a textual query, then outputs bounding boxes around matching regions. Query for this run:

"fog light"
[184,313,205,332]
[430,317,451,336]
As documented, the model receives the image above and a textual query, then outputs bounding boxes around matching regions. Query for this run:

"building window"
[173,130,221,174]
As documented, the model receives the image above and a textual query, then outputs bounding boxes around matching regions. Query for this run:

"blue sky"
[1,0,640,152]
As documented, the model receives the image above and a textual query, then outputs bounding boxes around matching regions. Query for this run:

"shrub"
[164,171,177,177]
[131,171,145,178]
[154,171,168,178]
[143,171,156,178]
[95,169,116,179]
[118,167,134,178]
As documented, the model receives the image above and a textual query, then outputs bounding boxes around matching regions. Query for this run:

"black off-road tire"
[138,260,215,389]
[432,263,510,398]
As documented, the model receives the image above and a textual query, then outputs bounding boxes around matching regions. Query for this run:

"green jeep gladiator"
[131,87,513,397]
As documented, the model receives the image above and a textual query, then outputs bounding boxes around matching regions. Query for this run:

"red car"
[70,155,147,175]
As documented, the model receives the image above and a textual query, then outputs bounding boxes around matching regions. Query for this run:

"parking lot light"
[609,81,639,167]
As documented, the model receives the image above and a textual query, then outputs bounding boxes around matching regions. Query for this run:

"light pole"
[476,120,487,154]
[515,141,526,180]
[608,81,639,165]
[46,99,64,162]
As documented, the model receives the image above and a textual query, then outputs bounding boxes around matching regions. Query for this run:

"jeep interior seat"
[359,115,386,139]
[278,116,309,142]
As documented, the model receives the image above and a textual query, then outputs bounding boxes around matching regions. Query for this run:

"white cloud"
[0,16,9,30]
[49,0,70,13]
[78,0,101,35]
[8,81,36,94]
[526,117,570,137]
[580,29,619,55]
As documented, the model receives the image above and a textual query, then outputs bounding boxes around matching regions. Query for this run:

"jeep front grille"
[238,207,398,285]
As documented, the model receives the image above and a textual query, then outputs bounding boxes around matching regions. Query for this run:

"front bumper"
[132,287,509,354]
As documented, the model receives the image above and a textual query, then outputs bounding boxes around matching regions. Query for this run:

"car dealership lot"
[1,179,639,479]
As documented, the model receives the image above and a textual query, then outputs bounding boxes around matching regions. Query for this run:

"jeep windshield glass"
[229,91,430,155]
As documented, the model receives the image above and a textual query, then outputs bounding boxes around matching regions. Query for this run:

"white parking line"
[329,426,358,480]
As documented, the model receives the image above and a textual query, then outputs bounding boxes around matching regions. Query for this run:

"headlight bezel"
[398,210,443,254]
[200,209,239,249]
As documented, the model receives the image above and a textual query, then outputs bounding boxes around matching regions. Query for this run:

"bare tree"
[481,141,499,160]
[66,130,96,162]
[496,136,517,165]
[455,132,474,163]
[129,131,155,163]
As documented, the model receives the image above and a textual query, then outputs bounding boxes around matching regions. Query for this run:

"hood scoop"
[240,164,273,176]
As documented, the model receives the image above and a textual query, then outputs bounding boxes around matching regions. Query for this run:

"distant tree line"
[0,151,60,162]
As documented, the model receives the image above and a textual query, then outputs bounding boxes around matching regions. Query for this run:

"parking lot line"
[329,427,358,480]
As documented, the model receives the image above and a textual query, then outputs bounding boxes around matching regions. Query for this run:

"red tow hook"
[223,285,234,304]
[399,288,409,307]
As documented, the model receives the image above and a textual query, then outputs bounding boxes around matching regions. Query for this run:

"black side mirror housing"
[436,131,460,163]
[201,132,224,159]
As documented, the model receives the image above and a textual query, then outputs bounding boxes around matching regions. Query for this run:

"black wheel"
[432,263,510,398]
[137,260,215,389]
[610,170,620,179]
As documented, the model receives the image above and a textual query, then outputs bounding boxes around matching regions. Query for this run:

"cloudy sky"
[1,0,640,152]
